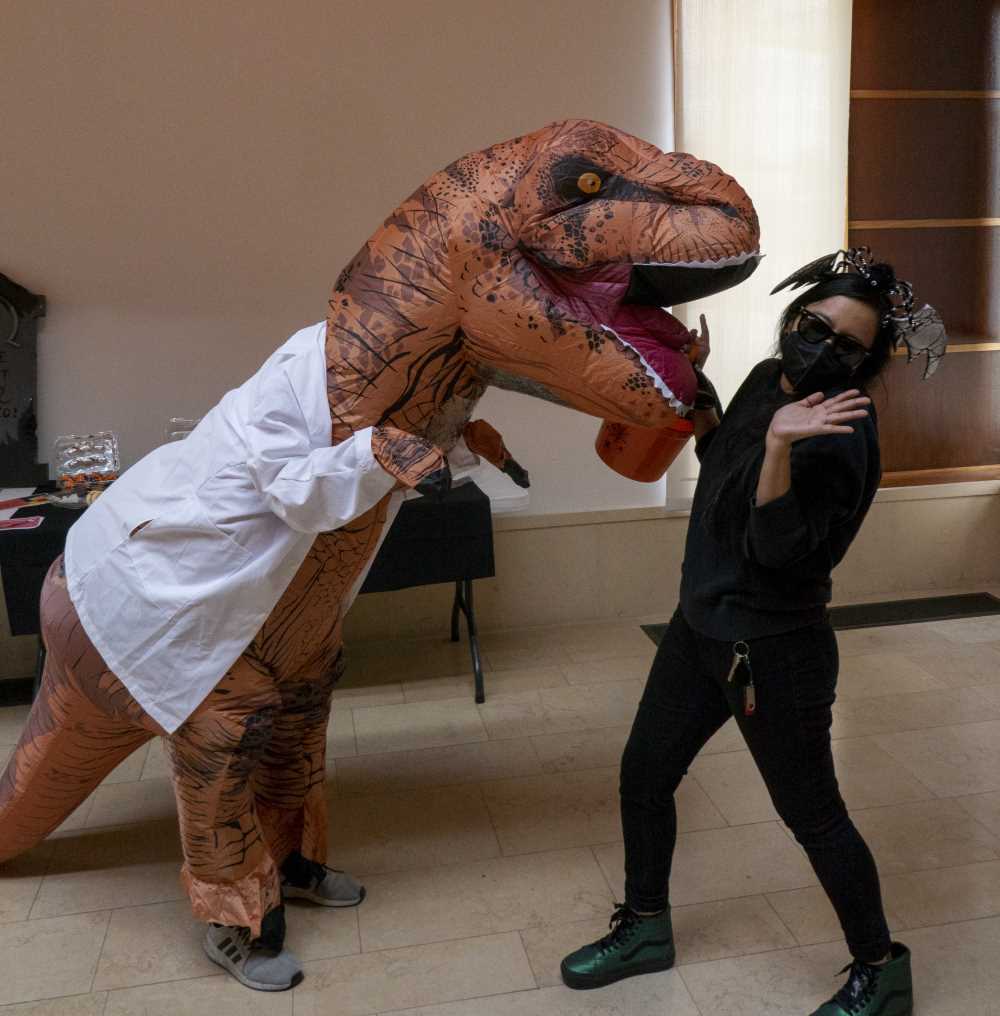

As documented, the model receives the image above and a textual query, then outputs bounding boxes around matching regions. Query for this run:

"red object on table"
[0,516,44,531]
[0,495,49,511]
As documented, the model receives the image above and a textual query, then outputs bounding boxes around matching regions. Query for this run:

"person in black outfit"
[562,250,948,1016]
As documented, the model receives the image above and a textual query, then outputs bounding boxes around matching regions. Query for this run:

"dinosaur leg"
[194,504,388,919]
[242,503,391,868]
[252,650,343,869]
[167,657,285,938]
[0,559,159,864]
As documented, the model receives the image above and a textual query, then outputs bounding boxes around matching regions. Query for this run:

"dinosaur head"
[436,119,761,425]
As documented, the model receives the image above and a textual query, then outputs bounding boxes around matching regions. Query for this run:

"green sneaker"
[811,942,913,1016]
[560,904,675,990]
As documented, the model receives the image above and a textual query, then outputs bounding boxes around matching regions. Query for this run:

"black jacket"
[680,359,881,641]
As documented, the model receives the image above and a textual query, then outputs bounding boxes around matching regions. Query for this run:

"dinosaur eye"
[577,172,602,195]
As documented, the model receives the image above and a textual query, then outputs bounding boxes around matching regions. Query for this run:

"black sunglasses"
[796,308,872,371]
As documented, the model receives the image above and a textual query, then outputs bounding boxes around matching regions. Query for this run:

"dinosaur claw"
[502,459,531,489]
[463,420,531,489]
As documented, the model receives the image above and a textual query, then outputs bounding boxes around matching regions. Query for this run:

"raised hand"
[767,390,871,447]
[687,313,710,368]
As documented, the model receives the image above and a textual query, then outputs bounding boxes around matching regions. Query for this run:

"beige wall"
[2,0,674,514]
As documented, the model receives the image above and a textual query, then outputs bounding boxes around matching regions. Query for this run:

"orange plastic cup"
[595,416,695,482]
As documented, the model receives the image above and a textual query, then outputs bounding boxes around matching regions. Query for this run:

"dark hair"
[775,271,897,389]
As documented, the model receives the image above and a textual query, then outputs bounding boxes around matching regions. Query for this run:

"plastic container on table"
[165,418,201,442]
[51,431,120,493]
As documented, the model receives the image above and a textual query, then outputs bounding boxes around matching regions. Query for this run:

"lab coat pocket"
[127,499,253,612]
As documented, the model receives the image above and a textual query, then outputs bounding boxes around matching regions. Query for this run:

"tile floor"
[2,610,1000,1014]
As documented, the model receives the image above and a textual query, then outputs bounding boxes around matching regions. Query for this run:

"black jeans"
[620,608,891,963]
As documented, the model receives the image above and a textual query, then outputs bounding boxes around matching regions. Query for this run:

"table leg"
[451,581,462,643]
[452,578,486,704]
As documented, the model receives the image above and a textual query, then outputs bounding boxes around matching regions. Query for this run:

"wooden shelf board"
[882,465,1000,487]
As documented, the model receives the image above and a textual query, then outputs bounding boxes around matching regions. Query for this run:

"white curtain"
[668,0,853,502]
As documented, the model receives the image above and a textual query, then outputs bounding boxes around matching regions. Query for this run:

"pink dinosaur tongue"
[609,305,697,406]
[538,264,697,406]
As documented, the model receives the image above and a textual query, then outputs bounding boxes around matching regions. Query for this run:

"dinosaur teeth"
[633,251,761,270]
[600,326,691,415]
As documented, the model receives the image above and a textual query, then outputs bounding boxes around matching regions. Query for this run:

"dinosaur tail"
[0,561,157,864]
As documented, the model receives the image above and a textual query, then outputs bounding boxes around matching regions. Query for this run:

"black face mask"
[779,330,854,394]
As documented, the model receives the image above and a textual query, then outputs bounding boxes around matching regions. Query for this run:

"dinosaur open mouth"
[531,253,760,412]
[624,255,761,307]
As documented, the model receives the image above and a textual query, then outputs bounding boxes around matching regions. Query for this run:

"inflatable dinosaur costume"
[0,120,760,934]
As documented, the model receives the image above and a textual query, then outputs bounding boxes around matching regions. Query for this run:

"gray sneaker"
[203,923,303,991]
[281,852,366,907]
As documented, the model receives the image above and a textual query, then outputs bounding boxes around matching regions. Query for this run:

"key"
[743,678,756,716]
[727,641,750,683]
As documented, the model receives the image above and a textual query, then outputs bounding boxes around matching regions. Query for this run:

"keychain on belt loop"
[726,640,756,717]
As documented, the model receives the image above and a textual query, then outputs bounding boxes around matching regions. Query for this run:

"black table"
[0,482,495,703]
[360,482,494,702]
[1,495,73,637]
[1,495,69,694]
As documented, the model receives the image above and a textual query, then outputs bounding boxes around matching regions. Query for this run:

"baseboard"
[641,591,1000,645]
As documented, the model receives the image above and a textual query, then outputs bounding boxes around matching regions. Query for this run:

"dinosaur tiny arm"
[371,426,452,499]
[463,420,530,489]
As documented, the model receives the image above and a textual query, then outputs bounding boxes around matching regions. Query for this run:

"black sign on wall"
[0,273,49,487]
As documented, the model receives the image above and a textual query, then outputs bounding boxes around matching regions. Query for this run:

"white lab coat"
[65,323,402,733]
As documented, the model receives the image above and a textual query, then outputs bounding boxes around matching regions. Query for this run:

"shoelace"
[597,904,640,953]
[303,858,329,888]
[831,960,880,1014]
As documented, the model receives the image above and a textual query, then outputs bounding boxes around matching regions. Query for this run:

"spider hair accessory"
[770,246,947,379]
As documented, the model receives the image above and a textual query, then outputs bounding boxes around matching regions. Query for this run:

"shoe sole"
[203,938,304,992]
[282,885,366,908]
[560,954,675,990]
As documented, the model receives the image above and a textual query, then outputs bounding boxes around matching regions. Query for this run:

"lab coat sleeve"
[245,366,396,534]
